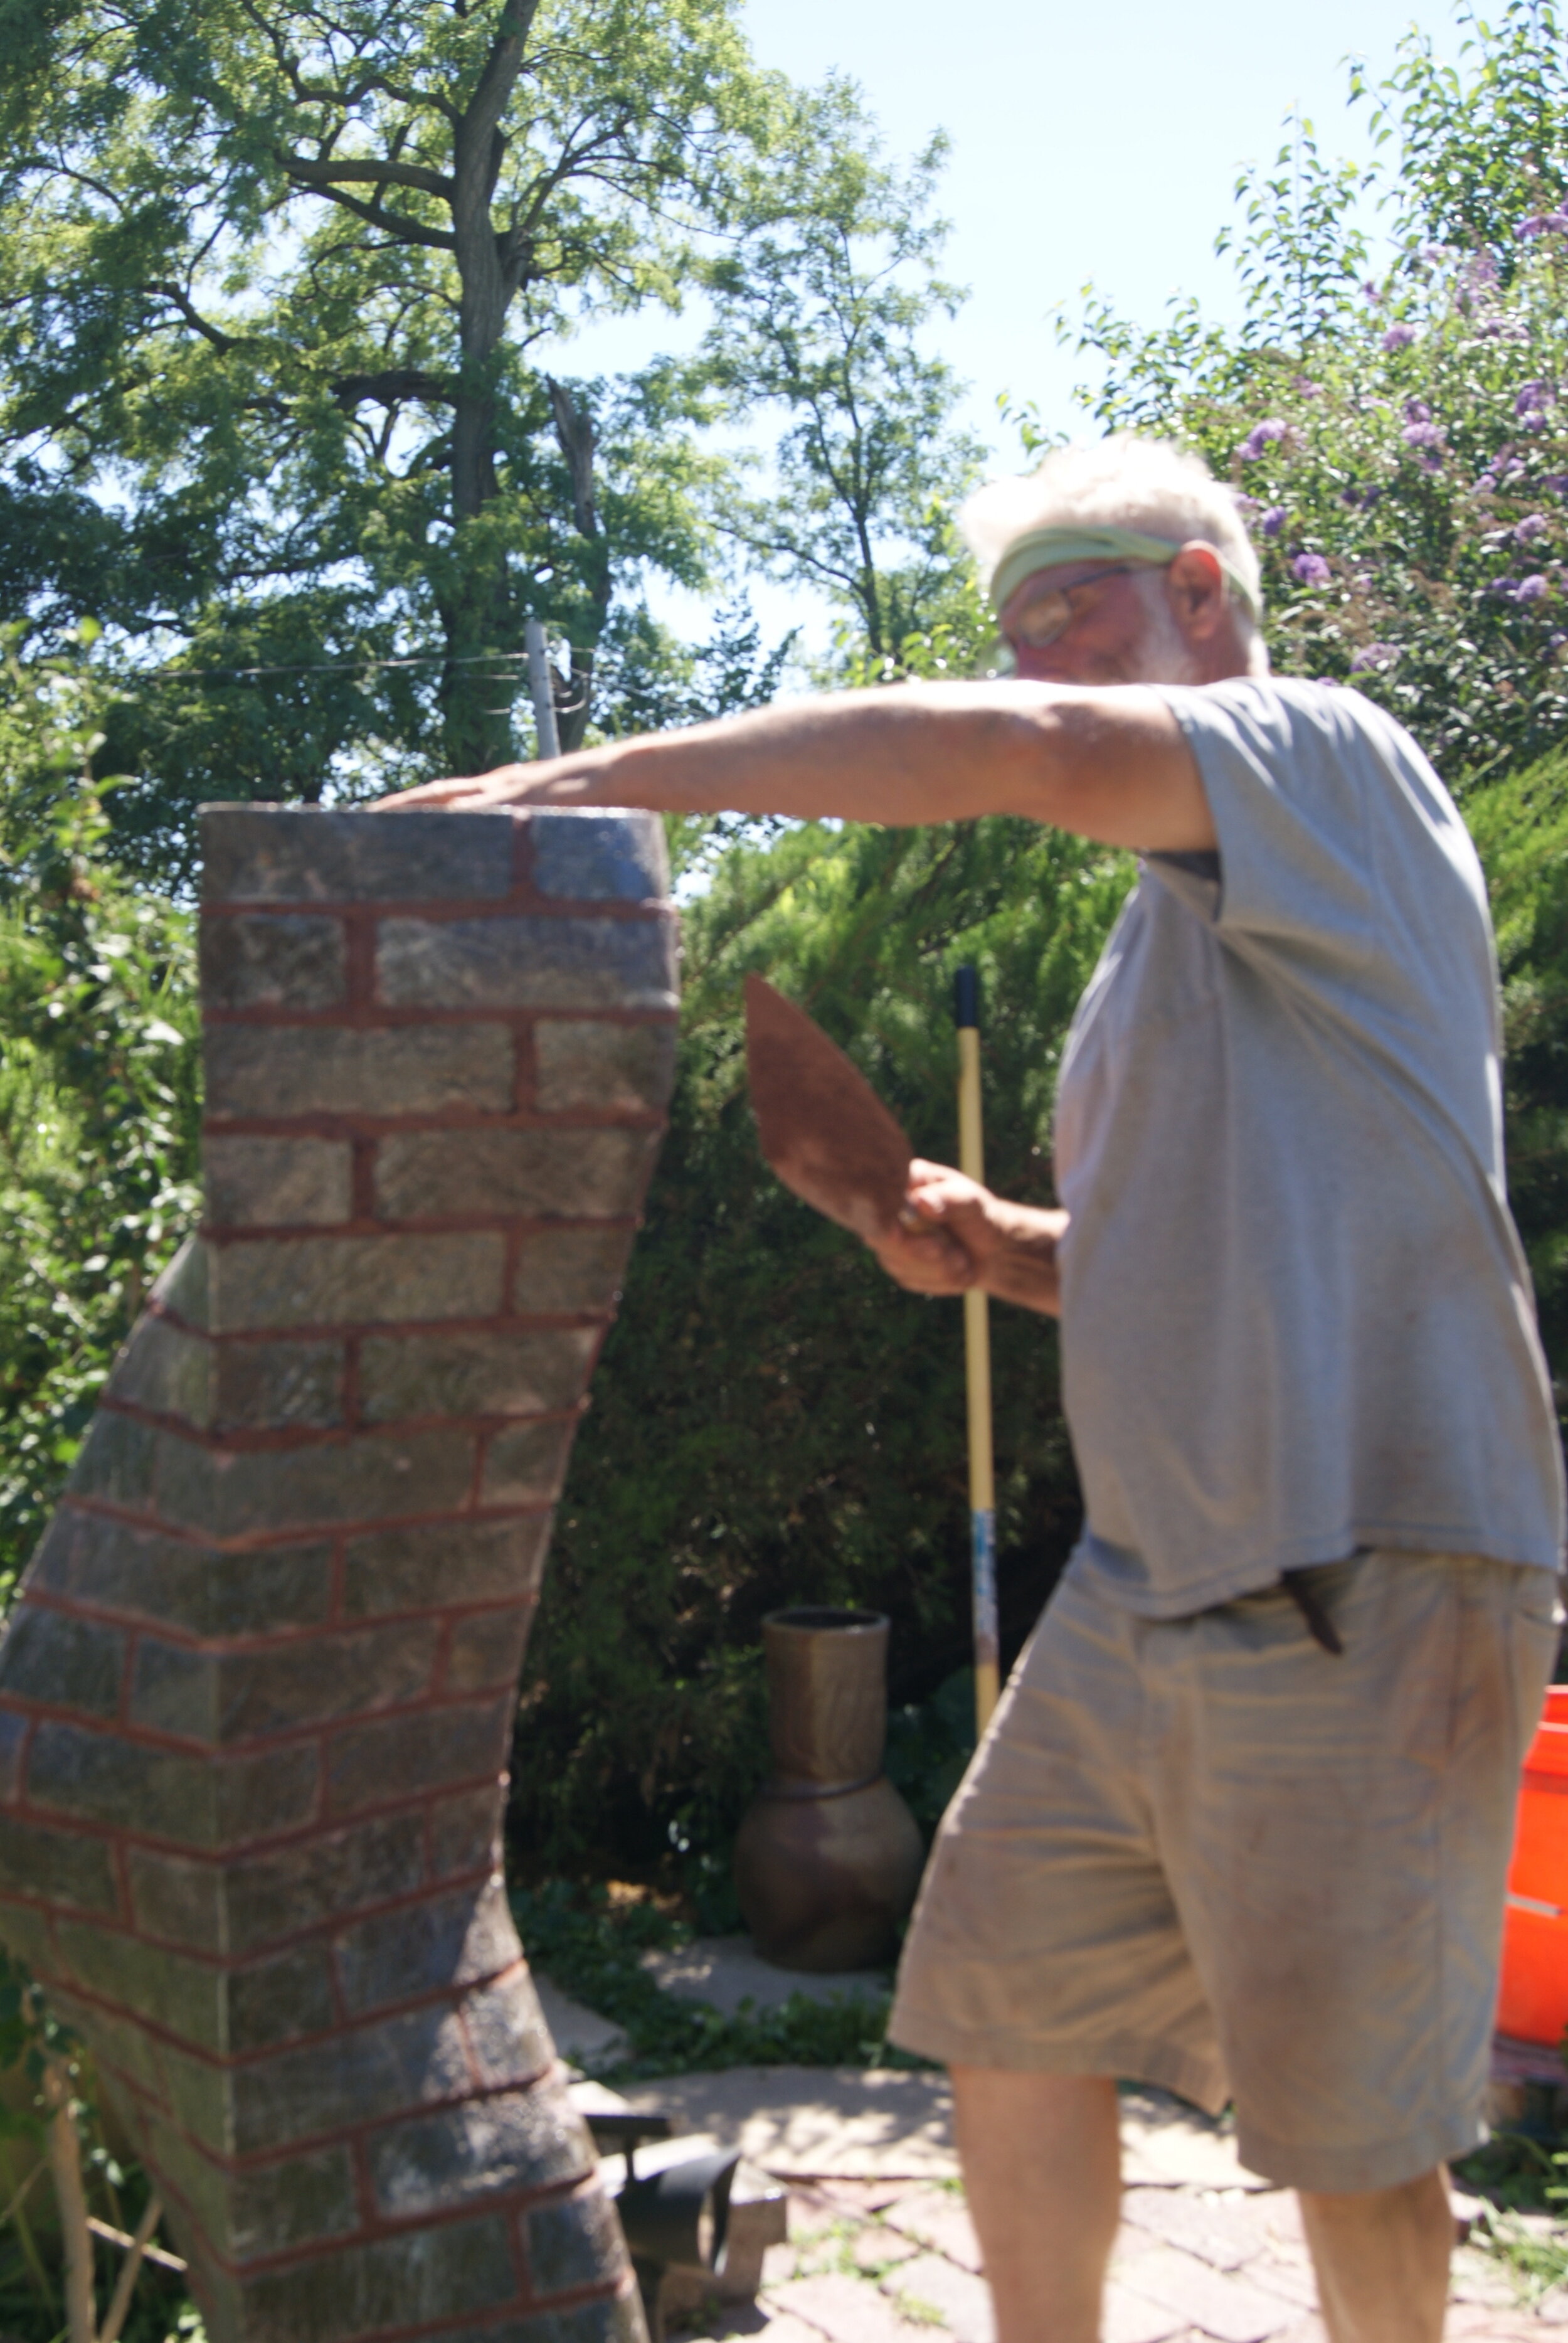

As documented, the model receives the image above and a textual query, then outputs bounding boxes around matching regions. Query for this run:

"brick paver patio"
[672,2170,1568,2342]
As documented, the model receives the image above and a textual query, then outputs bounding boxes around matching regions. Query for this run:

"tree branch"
[97,2197,171,2343]
[547,378,598,536]
[331,368,455,408]
[284,179,456,250]
[282,152,452,202]
[144,282,237,353]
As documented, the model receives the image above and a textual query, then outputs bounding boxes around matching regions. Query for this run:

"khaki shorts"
[889,1549,1561,2192]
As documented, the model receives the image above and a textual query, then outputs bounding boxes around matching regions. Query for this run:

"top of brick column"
[199,803,670,905]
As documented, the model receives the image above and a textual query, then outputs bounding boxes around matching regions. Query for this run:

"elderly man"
[391,433,1564,2343]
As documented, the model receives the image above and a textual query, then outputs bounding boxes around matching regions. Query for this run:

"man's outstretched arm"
[384,678,1216,854]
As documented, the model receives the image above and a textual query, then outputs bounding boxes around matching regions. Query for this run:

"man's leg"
[1298,2170,1452,2343]
[950,2068,1121,2343]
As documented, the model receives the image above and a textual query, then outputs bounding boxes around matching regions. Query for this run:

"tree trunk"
[439,1,538,775]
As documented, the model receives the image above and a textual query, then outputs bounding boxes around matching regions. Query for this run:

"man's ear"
[1167,543,1228,639]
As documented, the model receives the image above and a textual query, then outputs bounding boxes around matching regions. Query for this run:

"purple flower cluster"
[1292,553,1332,587]
[1238,418,1288,462]
[1489,574,1553,603]
[1382,323,1417,352]
[1515,514,1550,543]
[1515,380,1554,420]
[1261,506,1288,538]
[1400,400,1444,469]
[1350,643,1399,671]
[1515,210,1568,240]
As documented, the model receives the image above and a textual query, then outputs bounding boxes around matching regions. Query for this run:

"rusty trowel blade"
[744,974,912,1244]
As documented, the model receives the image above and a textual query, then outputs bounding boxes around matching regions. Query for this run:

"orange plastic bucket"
[1497,1686,1568,2047]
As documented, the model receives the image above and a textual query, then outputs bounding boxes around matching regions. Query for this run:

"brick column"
[0,805,677,2343]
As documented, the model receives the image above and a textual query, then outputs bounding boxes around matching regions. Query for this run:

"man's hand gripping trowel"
[744,972,1003,1732]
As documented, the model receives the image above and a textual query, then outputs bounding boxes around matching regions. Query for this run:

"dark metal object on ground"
[734,1607,925,1971]
[585,2119,781,2343]
[620,2145,739,2278]
[583,2112,674,2176]
[744,975,911,1243]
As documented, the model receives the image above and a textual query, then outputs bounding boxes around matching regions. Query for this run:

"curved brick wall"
[0,804,678,2343]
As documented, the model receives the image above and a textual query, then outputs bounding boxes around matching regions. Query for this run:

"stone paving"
[664,2170,1567,2343]
[554,1942,1568,2343]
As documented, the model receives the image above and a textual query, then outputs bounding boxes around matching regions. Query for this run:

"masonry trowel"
[743,974,913,1246]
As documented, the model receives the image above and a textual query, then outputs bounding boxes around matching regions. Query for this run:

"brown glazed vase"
[733,1607,926,1971]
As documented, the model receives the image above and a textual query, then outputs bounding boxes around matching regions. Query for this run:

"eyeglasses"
[1001,565,1143,651]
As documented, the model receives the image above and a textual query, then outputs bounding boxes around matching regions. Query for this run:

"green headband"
[990,524,1261,623]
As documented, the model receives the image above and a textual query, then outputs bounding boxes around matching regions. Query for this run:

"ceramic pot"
[733,1606,925,1972]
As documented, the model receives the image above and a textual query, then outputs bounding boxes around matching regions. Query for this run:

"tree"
[1041,2,1568,775]
[697,91,988,682]
[0,637,199,1594]
[0,0,818,873]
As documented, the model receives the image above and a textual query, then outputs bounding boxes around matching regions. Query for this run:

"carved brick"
[206,1025,515,1120]
[357,1327,598,1423]
[209,1232,506,1331]
[376,1129,660,1222]
[201,913,347,1012]
[535,1020,678,1113]
[0,805,672,2343]
[203,1137,352,1228]
[201,805,515,905]
[376,915,677,1012]
[531,810,669,902]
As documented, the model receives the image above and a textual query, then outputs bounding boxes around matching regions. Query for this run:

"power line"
[133,645,541,684]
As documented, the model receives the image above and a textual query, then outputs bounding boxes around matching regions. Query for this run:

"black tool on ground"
[580,2109,672,2178]
[583,2112,743,2341]
[618,2145,740,2273]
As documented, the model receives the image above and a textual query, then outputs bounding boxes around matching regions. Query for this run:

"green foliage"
[884,1669,977,1841]
[510,1883,904,2076]
[507,813,1131,1881]
[0,640,199,1597]
[1454,2120,1568,2300]
[0,1949,198,2343]
[588,597,798,741]
[0,0,792,780]
[1041,4,1568,775]
[1464,751,1568,1396]
[697,95,987,672]
[0,0,978,848]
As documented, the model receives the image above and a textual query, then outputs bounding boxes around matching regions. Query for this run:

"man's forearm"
[501,686,1047,827]
[405,679,1215,854]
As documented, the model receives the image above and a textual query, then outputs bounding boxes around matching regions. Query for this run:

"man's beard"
[1129,572,1205,684]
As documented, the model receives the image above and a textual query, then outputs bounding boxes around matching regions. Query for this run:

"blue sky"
[739,0,1457,452]
[546,0,1473,646]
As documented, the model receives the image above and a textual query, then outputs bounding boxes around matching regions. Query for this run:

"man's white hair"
[960,432,1265,654]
